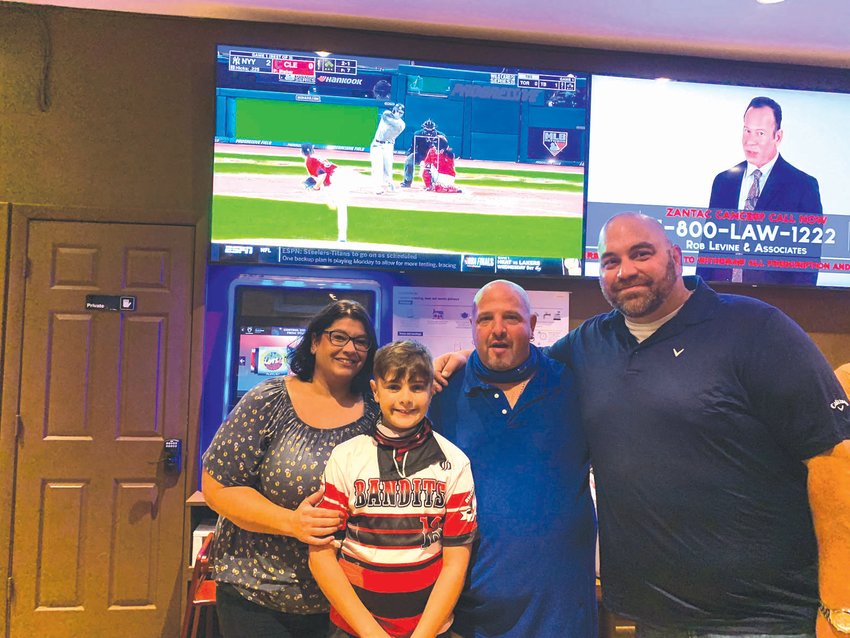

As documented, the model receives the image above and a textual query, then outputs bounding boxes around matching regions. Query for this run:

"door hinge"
[5,576,12,605]
[15,414,23,442]
[23,257,31,279]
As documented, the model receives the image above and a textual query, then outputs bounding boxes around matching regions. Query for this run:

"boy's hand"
[433,349,472,391]
[292,488,344,545]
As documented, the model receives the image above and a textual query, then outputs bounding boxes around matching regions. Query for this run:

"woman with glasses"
[202,300,380,638]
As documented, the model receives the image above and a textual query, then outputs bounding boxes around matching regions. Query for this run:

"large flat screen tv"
[584,75,850,287]
[210,44,589,277]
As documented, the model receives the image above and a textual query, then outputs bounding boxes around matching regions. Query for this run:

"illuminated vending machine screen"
[211,45,589,277]
[227,281,379,411]
[585,75,850,287]
[235,325,305,399]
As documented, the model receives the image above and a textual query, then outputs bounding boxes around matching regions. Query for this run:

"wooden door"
[9,220,194,637]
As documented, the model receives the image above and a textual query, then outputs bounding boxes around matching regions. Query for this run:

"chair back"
[180,532,216,638]
[192,533,215,603]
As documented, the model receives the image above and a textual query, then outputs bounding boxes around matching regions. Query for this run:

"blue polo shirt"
[548,276,850,633]
[429,349,597,638]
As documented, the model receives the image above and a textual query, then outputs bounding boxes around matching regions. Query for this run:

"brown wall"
[1,0,849,481]
[1,5,849,632]
[1,7,208,217]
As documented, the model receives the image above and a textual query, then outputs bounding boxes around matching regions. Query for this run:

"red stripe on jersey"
[340,555,443,593]
[352,525,418,534]
[443,489,476,538]
[345,538,429,550]
[341,550,441,572]
[446,489,474,509]
[319,481,348,512]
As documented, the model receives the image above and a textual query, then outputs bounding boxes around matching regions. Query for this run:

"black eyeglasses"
[323,330,371,352]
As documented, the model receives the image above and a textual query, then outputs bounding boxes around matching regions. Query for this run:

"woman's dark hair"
[289,299,377,394]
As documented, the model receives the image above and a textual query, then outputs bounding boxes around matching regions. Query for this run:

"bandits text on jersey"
[353,477,446,508]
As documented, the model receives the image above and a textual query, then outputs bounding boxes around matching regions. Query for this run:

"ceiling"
[13,0,850,69]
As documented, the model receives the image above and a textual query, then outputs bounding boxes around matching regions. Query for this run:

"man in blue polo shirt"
[551,213,850,637]
[436,214,850,637]
[429,280,597,638]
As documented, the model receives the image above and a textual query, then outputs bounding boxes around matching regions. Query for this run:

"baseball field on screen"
[211,145,585,259]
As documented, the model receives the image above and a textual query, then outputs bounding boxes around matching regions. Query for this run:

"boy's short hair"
[373,340,434,384]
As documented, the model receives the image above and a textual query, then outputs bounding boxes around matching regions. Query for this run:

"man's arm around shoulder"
[544,329,576,365]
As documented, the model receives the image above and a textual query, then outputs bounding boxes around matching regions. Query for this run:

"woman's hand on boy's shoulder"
[290,488,344,545]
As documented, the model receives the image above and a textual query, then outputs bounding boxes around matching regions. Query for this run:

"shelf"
[187,490,207,506]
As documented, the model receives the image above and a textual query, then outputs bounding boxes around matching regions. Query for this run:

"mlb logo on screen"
[543,130,568,157]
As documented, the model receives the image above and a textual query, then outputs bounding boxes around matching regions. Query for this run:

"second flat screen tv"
[585,75,850,288]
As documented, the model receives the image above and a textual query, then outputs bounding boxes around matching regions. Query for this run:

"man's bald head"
[472,279,532,317]
[597,213,690,323]
[471,279,536,371]
[599,213,673,254]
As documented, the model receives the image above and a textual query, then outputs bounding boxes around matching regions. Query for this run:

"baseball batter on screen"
[369,103,405,194]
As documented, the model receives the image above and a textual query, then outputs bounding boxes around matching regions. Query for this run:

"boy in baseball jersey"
[310,341,477,638]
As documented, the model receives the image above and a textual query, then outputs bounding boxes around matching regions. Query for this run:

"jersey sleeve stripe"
[446,489,475,509]
[442,530,478,546]
[320,481,348,511]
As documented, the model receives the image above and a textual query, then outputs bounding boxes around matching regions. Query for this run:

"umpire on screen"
[401,119,448,188]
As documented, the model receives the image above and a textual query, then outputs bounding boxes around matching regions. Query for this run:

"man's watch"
[819,602,850,633]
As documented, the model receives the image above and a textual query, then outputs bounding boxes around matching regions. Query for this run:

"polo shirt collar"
[600,276,720,337]
[674,276,721,326]
[461,344,554,395]
[462,363,491,394]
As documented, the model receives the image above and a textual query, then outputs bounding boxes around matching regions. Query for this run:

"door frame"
[0,204,209,637]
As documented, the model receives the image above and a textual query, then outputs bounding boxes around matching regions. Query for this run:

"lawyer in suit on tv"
[697,96,822,286]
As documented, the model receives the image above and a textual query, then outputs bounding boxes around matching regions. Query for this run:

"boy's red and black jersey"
[318,428,477,637]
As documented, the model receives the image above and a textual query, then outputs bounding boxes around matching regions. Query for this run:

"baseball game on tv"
[210,44,589,277]
[584,75,850,288]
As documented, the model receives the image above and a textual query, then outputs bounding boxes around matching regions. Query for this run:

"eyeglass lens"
[325,330,370,351]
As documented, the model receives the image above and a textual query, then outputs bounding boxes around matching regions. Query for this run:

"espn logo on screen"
[224,245,254,255]
[543,131,568,157]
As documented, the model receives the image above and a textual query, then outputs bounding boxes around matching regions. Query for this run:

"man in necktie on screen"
[697,96,823,285]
